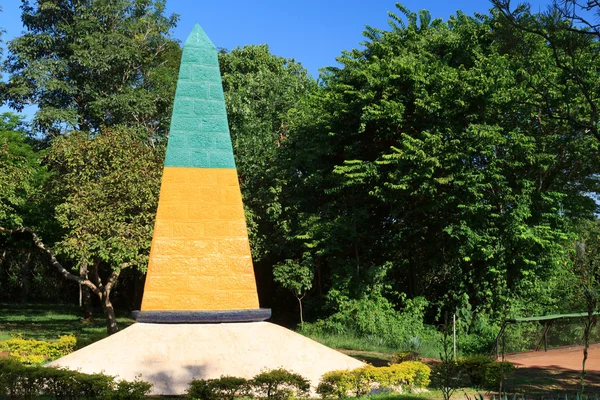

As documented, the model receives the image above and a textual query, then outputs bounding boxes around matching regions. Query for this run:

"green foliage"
[0,113,50,229]
[317,370,355,399]
[276,1,598,327]
[456,355,495,387]
[46,126,163,274]
[316,362,431,399]
[273,254,314,299]
[302,293,440,354]
[482,361,515,389]
[3,0,180,137]
[453,356,515,389]
[188,376,251,400]
[0,358,152,399]
[218,44,316,263]
[251,368,310,399]
[273,253,314,324]
[0,334,76,365]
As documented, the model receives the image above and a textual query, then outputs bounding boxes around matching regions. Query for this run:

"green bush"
[482,361,515,388]
[454,356,515,389]
[301,294,441,357]
[457,355,493,386]
[252,368,310,399]
[106,378,153,400]
[0,358,152,399]
[188,376,251,400]
[317,370,354,399]
[390,351,421,364]
[430,360,464,392]
[0,335,77,364]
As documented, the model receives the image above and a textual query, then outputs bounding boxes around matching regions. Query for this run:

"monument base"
[131,308,271,323]
[47,322,364,396]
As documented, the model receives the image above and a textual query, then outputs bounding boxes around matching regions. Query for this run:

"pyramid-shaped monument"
[136,24,266,320]
[48,25,363,395]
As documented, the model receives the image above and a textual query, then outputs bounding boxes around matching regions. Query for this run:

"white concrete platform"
[48,322,364,395]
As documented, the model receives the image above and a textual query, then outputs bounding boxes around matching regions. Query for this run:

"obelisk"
[48,25,364,396]
[133,24,269,322]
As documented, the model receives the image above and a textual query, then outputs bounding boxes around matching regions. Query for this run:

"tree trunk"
[297,296,304,328]
[20,250,32,303]
[80,263,93,320]
[580,305,596,394]
[102,269,121,335]
[82,286,93,320]
[102,296,119,335]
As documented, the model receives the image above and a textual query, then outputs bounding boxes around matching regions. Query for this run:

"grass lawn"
[0,303,133,348]
[299,330,440,359]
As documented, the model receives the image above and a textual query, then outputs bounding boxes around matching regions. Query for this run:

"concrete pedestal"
[48,322,364,396]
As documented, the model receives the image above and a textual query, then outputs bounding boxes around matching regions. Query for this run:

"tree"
[218,45,316,309]
[2,0,180,139]
[219,45,315,259]
[273,254,314,326]
[277,4,599,323]
[491,0,600,144]
[0,112,65,302]
[44,127,163,333]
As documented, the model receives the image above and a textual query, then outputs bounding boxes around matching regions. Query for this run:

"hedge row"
[188,368,310,400]
[188,362,431,400]
[0,358,151,399]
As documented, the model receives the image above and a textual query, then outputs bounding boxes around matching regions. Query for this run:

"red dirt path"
[504,343,600,372]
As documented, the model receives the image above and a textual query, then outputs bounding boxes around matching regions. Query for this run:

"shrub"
[317,362,431,398]
[482,361,515,388]
[454,356,515,389]
[0,335,77,365]
[301,294,441,357]
[252,368,310,399]
[390,351,420,364]
[457,355,494,386]
[0,358,152,399]
[385,361,431,388]
[106,378,153,400]
[316,370,354,399]
[430,360,463,392]
[188,376,251,400]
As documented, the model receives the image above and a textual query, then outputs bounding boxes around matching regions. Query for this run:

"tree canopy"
[2,0,180,138]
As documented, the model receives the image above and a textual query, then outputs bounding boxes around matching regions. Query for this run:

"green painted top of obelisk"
[164,24,236,169]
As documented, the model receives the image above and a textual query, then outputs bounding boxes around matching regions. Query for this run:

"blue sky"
[0,0,552,119]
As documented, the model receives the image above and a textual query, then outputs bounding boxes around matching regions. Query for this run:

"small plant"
[188,376,251,400]
[273,255,314,327]
[403,336,423,353]
[252,368,310,399]
[390,351,421,364]
[317,370,353,399]
[431,315,462,400]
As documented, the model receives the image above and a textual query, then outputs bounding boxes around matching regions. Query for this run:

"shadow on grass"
[504,366,600,396]
[0,303,133,345]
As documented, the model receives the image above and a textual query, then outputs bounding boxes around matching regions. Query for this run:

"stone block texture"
[140,24,260,311]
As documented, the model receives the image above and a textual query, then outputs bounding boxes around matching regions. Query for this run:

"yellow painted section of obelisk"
[141,167,260,311]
